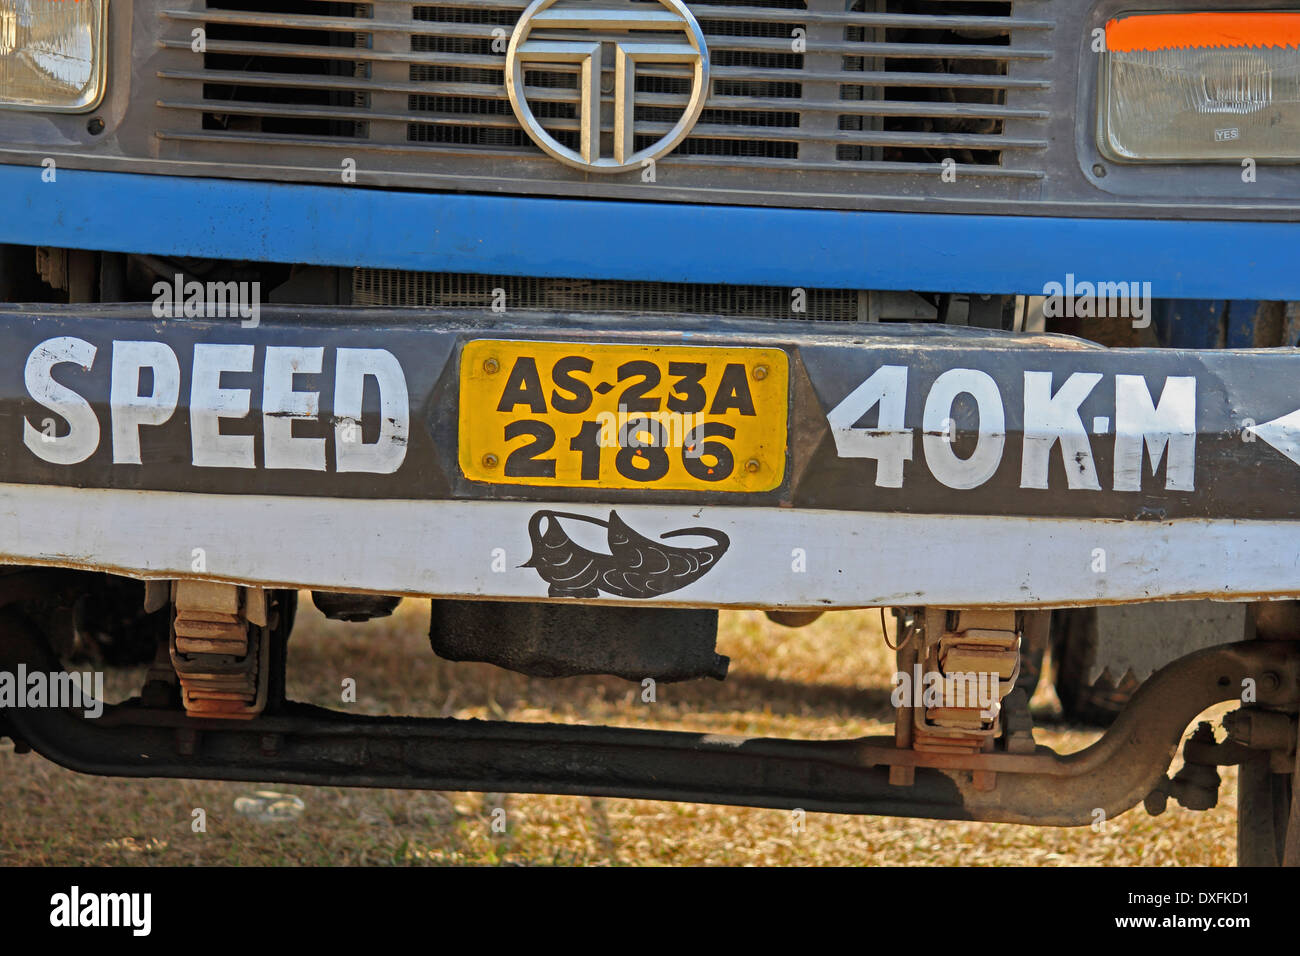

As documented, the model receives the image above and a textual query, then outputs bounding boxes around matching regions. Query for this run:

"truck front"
[2,0,1299,863]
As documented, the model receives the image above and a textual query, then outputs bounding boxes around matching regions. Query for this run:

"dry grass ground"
[0,599,1238,865]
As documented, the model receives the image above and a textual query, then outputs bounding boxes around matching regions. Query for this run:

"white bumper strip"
[0,482,1292,608]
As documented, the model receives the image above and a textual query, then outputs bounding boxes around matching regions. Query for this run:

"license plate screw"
[482,453,499,469]
[746,458,761,473]
[752,365,768,381]
[483,357,500,375]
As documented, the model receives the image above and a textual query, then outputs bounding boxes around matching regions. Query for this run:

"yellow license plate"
[459,340,788,492]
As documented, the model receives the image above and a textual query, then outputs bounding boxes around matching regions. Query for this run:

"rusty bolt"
[1261,672,1281,693]
[483,357,500,374]
[745,458,761,473]
[752,365,768,381]
[482,453,499,469]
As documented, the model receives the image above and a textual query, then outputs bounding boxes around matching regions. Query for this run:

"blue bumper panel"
[2,164,1297,298]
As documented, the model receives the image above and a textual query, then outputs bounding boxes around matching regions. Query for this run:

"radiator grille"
[155,0,1052,203]
[353,268,864,321]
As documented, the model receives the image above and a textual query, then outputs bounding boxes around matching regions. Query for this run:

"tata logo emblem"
[505,0,710,172]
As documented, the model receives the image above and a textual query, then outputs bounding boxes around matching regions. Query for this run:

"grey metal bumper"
[0,304,1297,608]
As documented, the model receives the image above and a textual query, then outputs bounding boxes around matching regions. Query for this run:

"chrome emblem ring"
[505,0,710,173]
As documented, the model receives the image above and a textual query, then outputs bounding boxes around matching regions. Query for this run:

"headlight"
[0,0,106,111]
[1100,11,1300,162]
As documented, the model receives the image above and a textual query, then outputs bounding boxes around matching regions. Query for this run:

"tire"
[263,589,298,714]
[1013,610,1051,699]
[1237,751,1293,866]
[1015,639,1044,698]
[1051,609,1139,727]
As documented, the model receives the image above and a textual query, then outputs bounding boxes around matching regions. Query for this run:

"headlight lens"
[1100,12,1300,161]
[0,0,105,111]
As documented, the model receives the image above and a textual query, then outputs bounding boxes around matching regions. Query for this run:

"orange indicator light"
[1106,11,1300,52]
